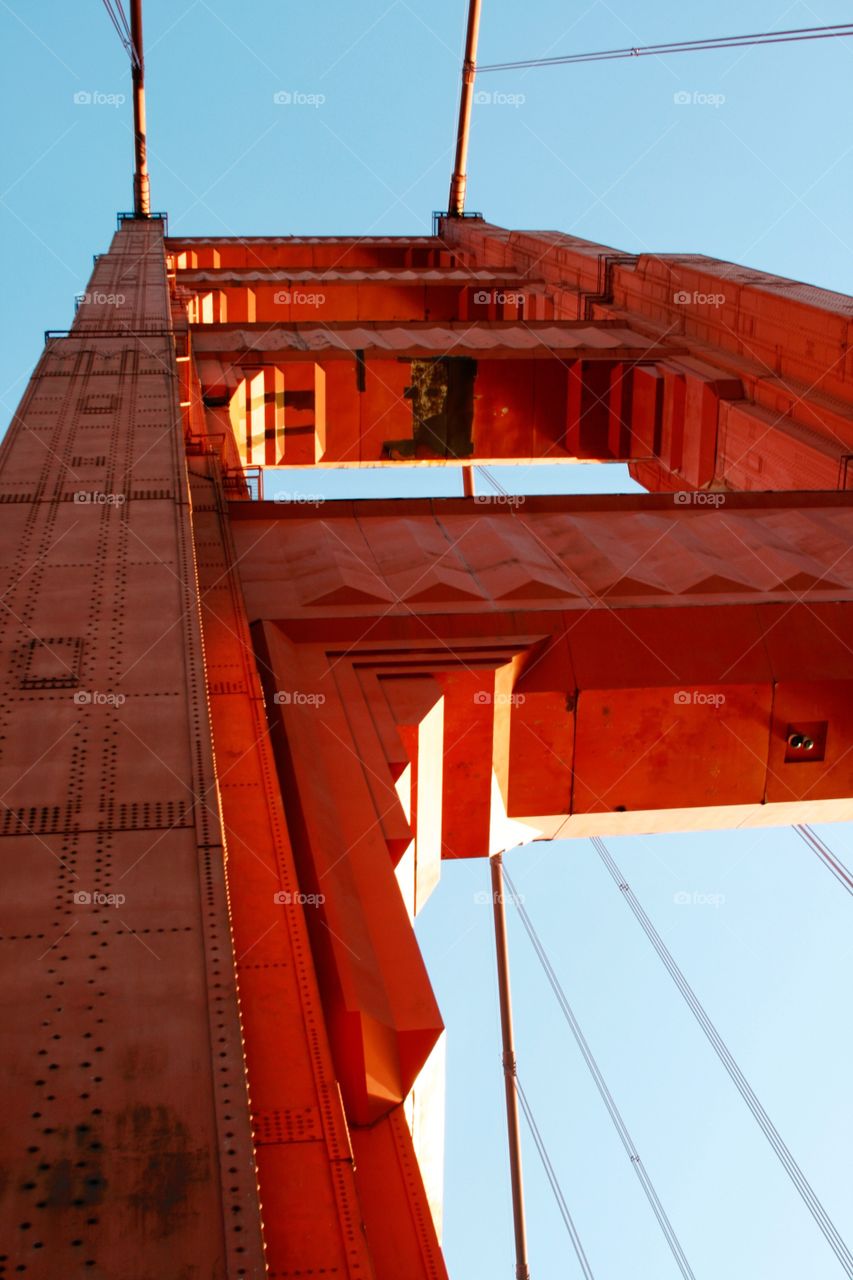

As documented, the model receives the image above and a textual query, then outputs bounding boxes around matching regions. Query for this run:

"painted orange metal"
[447,0,483,216]
[168,221,853,485]
[228,493,853,844]
[0,220,265,1277]
[2,214,852,1277]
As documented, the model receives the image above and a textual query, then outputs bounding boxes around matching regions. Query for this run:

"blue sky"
[1,2,852,1276]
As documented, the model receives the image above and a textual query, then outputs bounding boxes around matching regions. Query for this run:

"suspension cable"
[502,867,696,1280]
[477,465,513,499]
[479,23,853,73]
[794,825,853,899]
[514,1072,596,1279]
[490,854,531,1280]
[101,0,140,68]
[114,0,133,46]
[590,835,853,1277]
[101,0,127,50]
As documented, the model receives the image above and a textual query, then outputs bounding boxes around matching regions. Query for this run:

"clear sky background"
[1,2,852,1277]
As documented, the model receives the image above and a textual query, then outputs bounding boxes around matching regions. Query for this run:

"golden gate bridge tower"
[1,4,852,1277]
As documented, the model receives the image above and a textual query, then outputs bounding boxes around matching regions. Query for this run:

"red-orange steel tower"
[1,211,852,1277]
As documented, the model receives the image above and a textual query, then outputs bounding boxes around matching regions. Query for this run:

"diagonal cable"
[591,834,853,1277]
[480,24,853,73]
[794,825,853,899]
[514,1071,596,1279]
[100,0,140,67]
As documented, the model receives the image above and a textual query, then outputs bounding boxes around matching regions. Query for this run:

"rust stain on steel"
[120,1106,210,1227]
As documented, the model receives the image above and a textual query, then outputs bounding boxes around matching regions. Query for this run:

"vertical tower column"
[0,219,263,1277]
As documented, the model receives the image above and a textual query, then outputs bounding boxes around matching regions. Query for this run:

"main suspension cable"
[590,835,853,1277]
[479,23,853,73]
[794,825,853,899]
[502,867,696,1280]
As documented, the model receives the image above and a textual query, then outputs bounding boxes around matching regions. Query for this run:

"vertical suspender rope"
[490,853,531,1279]
[448,0,483,215]
[492,857,599,1277]
[130,0,151,216]
[502,866,696,1280]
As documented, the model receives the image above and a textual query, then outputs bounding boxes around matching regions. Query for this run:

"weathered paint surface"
[1,215,851,1277]
[0,220,264,1278]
